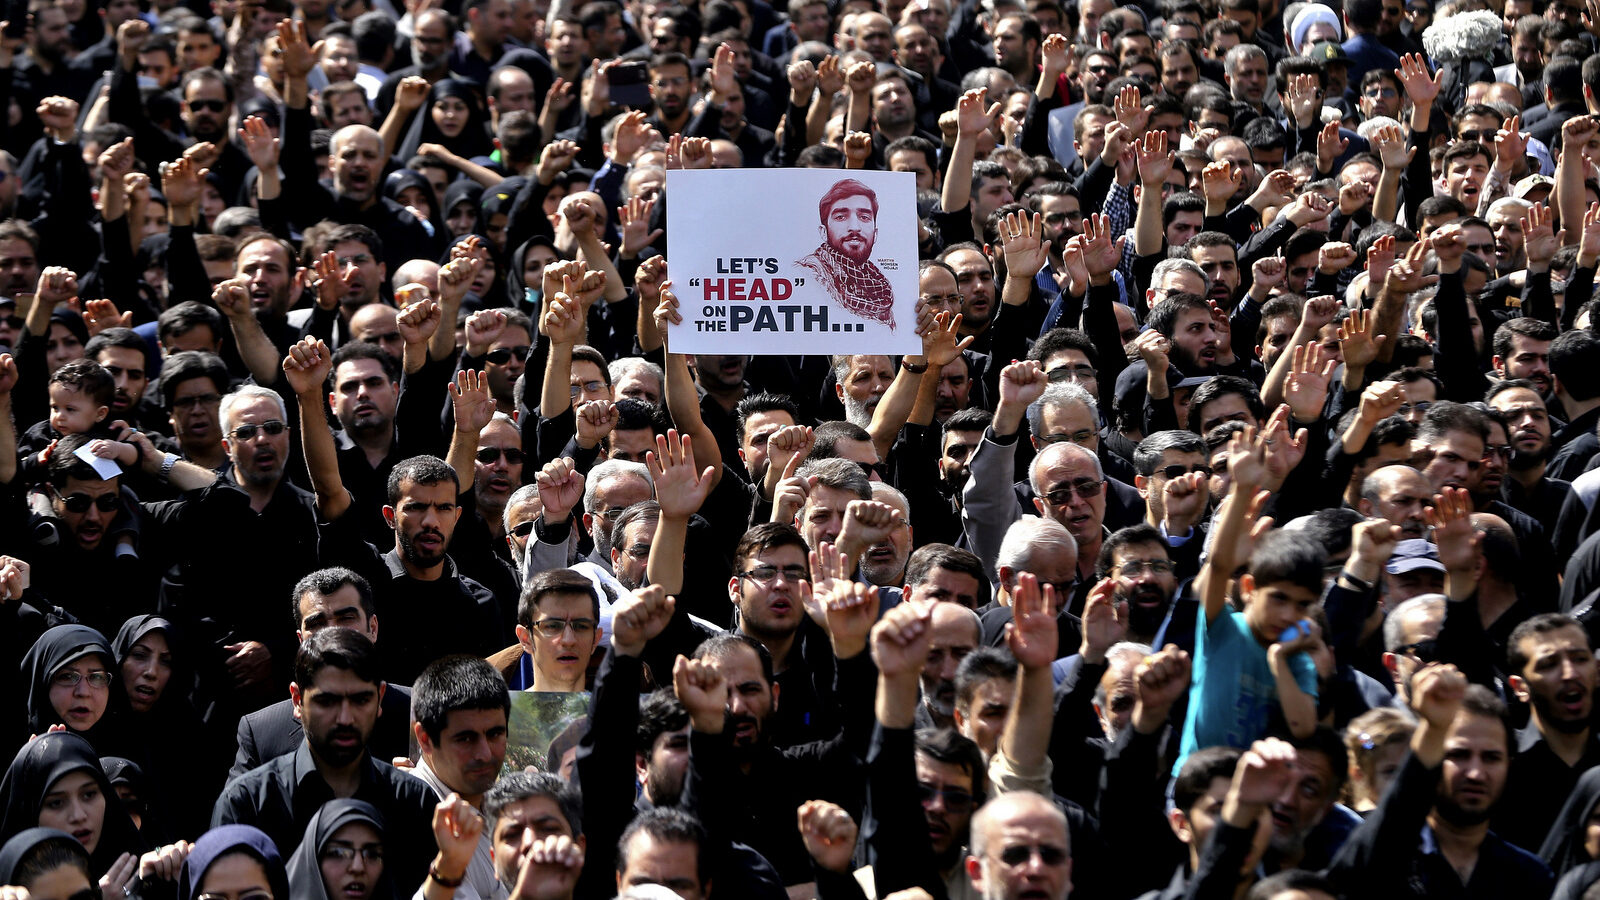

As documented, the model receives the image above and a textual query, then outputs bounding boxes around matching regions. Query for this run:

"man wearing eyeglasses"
[376,10,452,121]
[473,414,525,545]
[408,654,510,900]
[962,361,1140,584]
[178,68,251,204]
[515,569,604,692]
[160,350,231,472]
[1101,525,1183,645]
[1358,68,1404,120]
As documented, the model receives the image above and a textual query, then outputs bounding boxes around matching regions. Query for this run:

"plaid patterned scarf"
[798,242,897,329]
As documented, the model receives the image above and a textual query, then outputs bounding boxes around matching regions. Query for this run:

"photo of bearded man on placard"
[796,178,897,328]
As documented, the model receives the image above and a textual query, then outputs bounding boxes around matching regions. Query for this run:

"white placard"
[663,168,921,355]
[73,444,123,479]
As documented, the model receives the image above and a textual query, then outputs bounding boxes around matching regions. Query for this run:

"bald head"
[1029,441,1105,544]
[393,259,440,296]
[330,125,385,204]
[1359,464,1433,539]
[1030,441,1102,488]
[1469,511,1517,583]
[349,303,402,360]
[968,792,1072,900]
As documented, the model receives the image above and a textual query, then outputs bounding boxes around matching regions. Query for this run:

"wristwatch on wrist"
[428,864,464,888]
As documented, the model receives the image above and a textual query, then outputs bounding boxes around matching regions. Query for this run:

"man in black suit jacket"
[231,567,415,776]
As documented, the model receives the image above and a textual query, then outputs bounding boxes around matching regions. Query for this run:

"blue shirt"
[1175,604,1318,773]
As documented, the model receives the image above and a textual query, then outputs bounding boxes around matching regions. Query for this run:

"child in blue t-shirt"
[1176,419,1323,773]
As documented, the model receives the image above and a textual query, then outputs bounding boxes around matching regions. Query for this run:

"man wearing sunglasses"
[966,792,1074,900]
[473,414,525,543]
[1131,430,1212,574]
[963,362,1139,591]
[1380,592,1444,707]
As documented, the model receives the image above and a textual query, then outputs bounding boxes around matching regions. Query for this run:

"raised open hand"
[1000,210,1049,278]
[647,429,715,520]
[1336,307,1385,371]
[813,541,879,657]
[1394,52,1439,106]
[450,368,495,435]
[618,195,662,258]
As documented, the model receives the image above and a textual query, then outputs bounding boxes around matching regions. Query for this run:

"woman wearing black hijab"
[0,827,96,900]
[397,79,494,164]
[100,616,217,842]
[98,758,148,836]
[176,826,289,900]
[1542,766,1600,880]
[286,801,395,900]
[383,169,448,252]
[20,626,116,745]
[0,733,145,884]
[507,235,566,316]
[440,233,507,312]
[443,180,486,241]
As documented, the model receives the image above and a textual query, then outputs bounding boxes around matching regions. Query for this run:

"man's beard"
[1170,341,1212,375]
[878,107,913,131]
[346,411,390,437]
[252,292,287,324]
[616,566,643,591]
[236,451,284,487]
[941,464,968,493]
[1435,791,1495,826]
[413,45,444,69]
[1533,689,1593,734]
[1268,822,1308,856]
[923,679,956,718]
[645,764,685,807]
[725,710,764,756]
[842,392,874,428]
[191,117,226,143]
[310,724,366,767]
[1509,441,1550,470]
[398,526,448,568]
[832,233,874,263]
[1120,584,1172,636]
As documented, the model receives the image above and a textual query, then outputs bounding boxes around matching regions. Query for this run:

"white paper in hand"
[73,443,124,480]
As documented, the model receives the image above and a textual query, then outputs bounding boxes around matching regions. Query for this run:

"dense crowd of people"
[0,0,1599,895]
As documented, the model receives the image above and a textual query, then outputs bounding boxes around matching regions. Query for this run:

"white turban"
[1291,4,1344,54]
